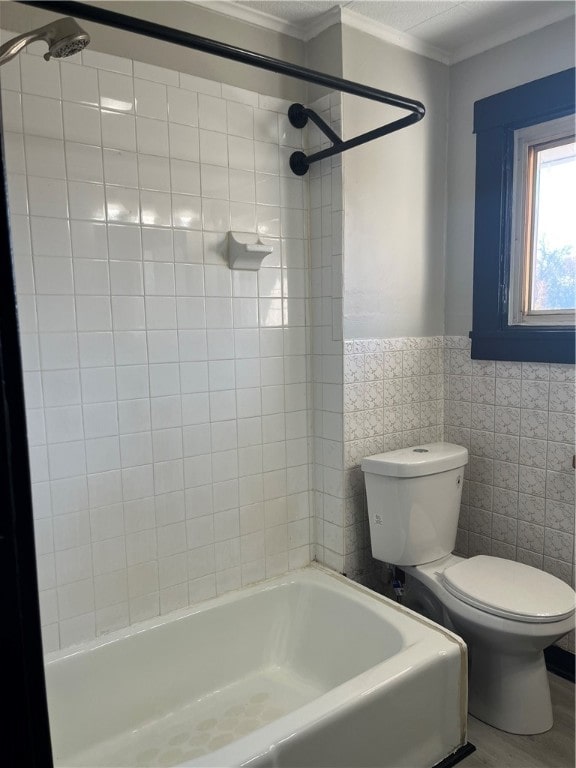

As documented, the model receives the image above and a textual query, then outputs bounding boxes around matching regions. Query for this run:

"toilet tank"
[361,443,468,566]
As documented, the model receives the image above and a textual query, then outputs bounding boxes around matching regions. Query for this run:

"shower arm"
[18,0,426,176]
[0,28,48,66]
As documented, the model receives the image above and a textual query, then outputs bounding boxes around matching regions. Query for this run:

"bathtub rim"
[44,563,467,666]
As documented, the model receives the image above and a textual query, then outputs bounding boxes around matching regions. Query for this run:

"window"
[471,68,575,363]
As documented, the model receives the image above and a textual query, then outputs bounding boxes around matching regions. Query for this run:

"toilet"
[361,442,575,735]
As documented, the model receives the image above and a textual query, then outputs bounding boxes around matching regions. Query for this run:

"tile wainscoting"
[339,334,574,650]
[444,335,575,651]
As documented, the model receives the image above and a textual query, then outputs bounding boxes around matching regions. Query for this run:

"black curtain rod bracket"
[18,1,426,175]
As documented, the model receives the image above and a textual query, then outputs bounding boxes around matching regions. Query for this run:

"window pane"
[530,138,576,312]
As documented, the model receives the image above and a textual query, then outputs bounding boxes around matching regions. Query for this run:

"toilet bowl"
[403,554,575,734]
[361,442,576,735]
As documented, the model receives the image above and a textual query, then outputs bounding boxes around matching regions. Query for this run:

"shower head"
[0,17,90,67]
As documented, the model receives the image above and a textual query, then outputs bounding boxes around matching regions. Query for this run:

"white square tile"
[36,295,76,332]
[229,169,256,203]
[139,154,170,191]
[108,225,142,261]
[180,361,209,394]
[173,229,203,263]
[208,360,235,391]
[199,130,228,166]
[68,181,106,221]
[199,94,227,131]
[101,111,136,152]
[140,191,172,227]
[170,159,201,196]
[227,101,254,139]
[63,102,100,145]
[21,54,61,99]
[78,331,114,367]
[83,49,132,75]
[179,330,208,361]
[70,221,108,260]
[61,62,99,105]
[25,136,66,178]
[23,94,64,140]
[137,116,169,156]
[83,402,119,439]
[134,61,177,86]
[121,431,153,467]
[80,367,116,403]
[201,199,230,232]
[43,369,81,406]
[175,264,204,296]
[167,87,198,126]
[228,136,254,170]
[74,260,110,296]
[110,261,143,296]
[148,330,178,363]
[34,258,73,295]
[144,262,175,296]
[205,297,232,328]
[28,177,68,218]
[117,397,150,433]
[98,70,134,113]
[210,390,237,422]
[4,131,25,173]
[86,436,121,473]
[233,298,259,328]
[142,228,173,262]
[66,142,104,183]
[116,367,149,401]
[201,165,229,199]
[114,331,148,365]
[172,195,202,230]
[106,186,140,224]
[207,330,234,360]
[44,405,83,444]
[169,123,199,162]
[103,149,139,188]
[181,393,210,425]
[176,297,206,329]
[48,440,86,479]
[145,297,177,330]
[31,217,71,257]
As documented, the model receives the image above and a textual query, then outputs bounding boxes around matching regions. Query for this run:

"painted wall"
[341,26,449,341]
[2,34,312,651]
[444,19,576,335]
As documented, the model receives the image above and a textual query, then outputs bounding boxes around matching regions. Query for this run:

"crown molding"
[185,1,574,68]
[338,7,450,65]
[187,0,304,39]
[301,5,342,42]
[450,5,576,64]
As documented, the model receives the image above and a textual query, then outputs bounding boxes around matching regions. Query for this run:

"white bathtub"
[46,565,468,768]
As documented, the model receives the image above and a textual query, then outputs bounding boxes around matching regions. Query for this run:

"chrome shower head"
[0,17,90,68]
[42,18,90,61]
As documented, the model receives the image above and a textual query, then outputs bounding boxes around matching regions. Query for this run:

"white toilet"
[361,442,575,735]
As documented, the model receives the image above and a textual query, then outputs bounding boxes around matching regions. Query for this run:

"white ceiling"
[195,1,575,63]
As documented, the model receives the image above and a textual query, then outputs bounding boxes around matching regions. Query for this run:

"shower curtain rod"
[18,0,426,175]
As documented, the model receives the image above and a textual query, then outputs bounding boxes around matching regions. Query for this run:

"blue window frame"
[471,68,575,363]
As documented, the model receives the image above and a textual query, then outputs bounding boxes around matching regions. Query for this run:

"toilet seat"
[442,555,576,623]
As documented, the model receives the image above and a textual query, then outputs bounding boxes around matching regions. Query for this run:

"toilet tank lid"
[361,442,468,478]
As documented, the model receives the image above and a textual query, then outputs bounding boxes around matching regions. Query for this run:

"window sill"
[470,325,575,363]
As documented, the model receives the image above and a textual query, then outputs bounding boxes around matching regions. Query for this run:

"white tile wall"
[306,93,347,576]
[2,37,312,652]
